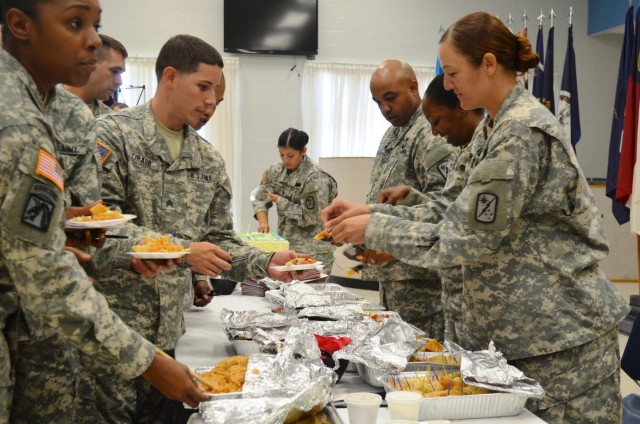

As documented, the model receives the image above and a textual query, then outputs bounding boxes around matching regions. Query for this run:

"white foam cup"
[343,392,382,424]
[385,390,423,420]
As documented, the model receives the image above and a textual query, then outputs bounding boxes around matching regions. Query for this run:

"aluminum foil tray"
[382,371,528,420]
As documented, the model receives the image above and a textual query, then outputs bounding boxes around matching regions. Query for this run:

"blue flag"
[541,26,555,113]
[532,24,544,100]
[558,25,581,151]
[606,5,634,224]
[435,55,443,76]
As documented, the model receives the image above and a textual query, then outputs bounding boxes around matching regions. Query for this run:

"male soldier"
[377,73,485,343]
[64,33,127,116]
[364,60,455,337]
[86,35,298,423]
[0,1,208,423]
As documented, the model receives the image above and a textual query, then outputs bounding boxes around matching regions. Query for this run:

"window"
[301,61,435,160]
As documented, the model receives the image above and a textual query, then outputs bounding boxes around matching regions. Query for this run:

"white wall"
[100,0,621,233]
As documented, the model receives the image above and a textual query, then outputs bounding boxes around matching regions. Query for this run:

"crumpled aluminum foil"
[333,314,425,373]
[220,308,298,329]
[279,281,332,309]
[265,289,285,305]
[297,304,367,321]
[200,354,331,424]
[250,326,291,353]
[460,341,546,399]
[257,277,282,290]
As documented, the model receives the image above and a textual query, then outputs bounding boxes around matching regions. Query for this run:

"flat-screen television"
[224,0,318,58]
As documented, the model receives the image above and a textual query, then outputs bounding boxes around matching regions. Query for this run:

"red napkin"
[314,334,352,356]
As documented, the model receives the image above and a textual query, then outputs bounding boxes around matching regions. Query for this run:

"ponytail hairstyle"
[277,128,309,151]
[441,11,539,75]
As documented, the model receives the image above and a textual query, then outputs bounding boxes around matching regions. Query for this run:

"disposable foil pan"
[382,371,528,420]
[355,362,387,387]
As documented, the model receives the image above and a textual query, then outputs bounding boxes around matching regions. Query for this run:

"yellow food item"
[74,203,124,221]
[131,235,188,253]
[386,371,490,397]
[285,257,317,266]
[313,230,331,241]
[198,356,249,394]
[410,353,461,365]
[416,338,444,353]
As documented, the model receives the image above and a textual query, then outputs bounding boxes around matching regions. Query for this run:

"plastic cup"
[385,390,423,421]
[343,392,382,424]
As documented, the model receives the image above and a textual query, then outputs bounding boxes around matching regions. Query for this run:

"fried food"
[313,230,332,241]
[131,235,188,253]
[416,338,444,353]
[386,371,490,397]
[285,257,317,266]
[73,203,124,222]
[198,356,249,394]
[367,313,392,323]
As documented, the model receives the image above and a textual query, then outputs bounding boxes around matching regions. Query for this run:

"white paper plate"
[270,262,323,272]
[65,214,136,229]
[127,251,189,259]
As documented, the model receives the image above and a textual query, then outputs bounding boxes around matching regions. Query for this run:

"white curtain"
[120,57,242,230]
[120,57,157,107]
[301,61,436,161]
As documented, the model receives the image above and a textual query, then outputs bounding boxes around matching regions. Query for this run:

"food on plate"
[284,404,327,424]
[367,313,392,323]
[313,229,332,241]
[285,257,317,267]
[198,356,249,393]
[72,203,124,221]
[387,371,490,397]
[131,235,188,253]
[416,338,444,353]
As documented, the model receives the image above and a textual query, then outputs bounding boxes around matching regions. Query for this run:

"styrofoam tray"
[382,371,528,420]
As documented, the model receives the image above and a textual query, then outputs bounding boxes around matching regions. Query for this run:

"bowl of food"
[212,278,238,295]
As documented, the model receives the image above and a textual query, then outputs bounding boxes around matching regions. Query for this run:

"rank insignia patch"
[475,193,498,223]
[35,149,64,191]
[96,140,112,165]
[22,183,57,231]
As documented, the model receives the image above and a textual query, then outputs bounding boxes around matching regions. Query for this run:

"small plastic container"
[344,392,382,424]
[386,391,422,421]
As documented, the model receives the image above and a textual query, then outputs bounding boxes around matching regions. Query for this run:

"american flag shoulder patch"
[35,149,64,192]
[96,140,112,165]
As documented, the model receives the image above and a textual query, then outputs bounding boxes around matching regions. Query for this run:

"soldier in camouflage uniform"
[64,34,127,117]
[377,73,484,343]
[6,84,106,423]
[254,128,338,271]
[365,60,455,337]
[0,2,208,423]
[85,35,298,423]
[325,12,629,424]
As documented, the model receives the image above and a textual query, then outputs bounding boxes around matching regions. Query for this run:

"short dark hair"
[98,34,128,61]
[155,34,224,81]
[0,0,48,39]
[277,128,309,151]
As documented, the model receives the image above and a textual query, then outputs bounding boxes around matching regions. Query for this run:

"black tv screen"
[224,0,318,57]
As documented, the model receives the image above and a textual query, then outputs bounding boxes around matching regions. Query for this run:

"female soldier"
[0,0,207,421]
[254,128,338,272]
[323,12,628,423]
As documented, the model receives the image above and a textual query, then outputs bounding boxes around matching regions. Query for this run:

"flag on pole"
[435,56,443,76]
[541,26,555,113]
[617,7,640,207]
[558,24,581,151]
[606,5,634,225]
[532,24,544,100]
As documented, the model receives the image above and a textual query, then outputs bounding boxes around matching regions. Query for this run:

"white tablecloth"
[176,288,547,424]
